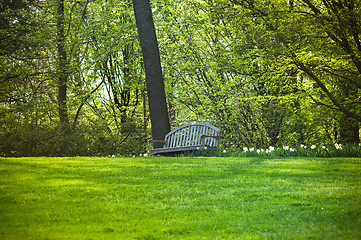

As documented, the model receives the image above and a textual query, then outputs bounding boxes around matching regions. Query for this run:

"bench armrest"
[148,140,167,150]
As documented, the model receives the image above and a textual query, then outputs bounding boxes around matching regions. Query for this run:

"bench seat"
[149,145,202,156]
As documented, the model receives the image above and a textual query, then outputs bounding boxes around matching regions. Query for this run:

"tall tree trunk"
[338,83,360,145]
[132,0,170,142]
[56,0,69,126]
[339,115,359,145]
[56,0,70,156]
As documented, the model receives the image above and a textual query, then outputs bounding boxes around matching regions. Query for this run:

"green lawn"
[0,157,360,239]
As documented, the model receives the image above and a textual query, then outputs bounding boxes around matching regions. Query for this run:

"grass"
[0,156,360,239]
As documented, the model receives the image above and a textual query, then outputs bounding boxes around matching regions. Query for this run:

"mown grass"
[0,157,360,239]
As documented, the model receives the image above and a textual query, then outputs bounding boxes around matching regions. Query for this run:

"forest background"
[1,0,360,157]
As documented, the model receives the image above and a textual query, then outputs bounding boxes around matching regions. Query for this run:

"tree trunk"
[132,0,170,143]
[339,115,359,145]
[56,0,70,156]
[56,0,69,126]
[338,83,360,145]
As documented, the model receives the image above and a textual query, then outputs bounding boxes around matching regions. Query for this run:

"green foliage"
[1,157,360,239]
[0,0,150,156]
[156,0,360,149]
[0,121,147,157]
[1,0,360,156]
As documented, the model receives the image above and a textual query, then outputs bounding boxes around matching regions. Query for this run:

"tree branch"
[294,56,361,122]
[72,79,105,129]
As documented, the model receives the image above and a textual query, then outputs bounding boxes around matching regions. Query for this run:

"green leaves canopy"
[1,0,360,156]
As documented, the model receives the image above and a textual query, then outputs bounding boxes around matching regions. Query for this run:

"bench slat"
[210,129,215,145]
[190,126,196,145]
[181,129,188,147]
[205,127,210,145]
[181,129,186,147]
[179,129,185,147]
[201,125,206,144]
[169,133,174,147]
[175,130,181,147]
[195,125,201,145]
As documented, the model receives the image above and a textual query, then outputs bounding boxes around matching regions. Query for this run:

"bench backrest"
[164,122,220,148]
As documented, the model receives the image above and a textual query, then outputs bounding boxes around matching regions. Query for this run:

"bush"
[0,123,148,157]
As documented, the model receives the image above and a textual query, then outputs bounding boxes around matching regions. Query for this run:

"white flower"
[269,146,275,152]
[334,143,342,150]
[223,149,227,153]
[143,153,148,157]
[322,146,326,149]
[300,144,306,148]
[261,149,264,152]
[112,155,115,157]
[290,148,295,152]
[243,147,248,152]
[311,145,316,150]
[283,146,289,150]
[249,148,255,152]
[257,149,260,153]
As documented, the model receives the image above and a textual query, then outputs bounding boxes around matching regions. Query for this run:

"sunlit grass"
[0,157,360,239]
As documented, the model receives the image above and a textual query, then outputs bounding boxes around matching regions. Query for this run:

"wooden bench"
[148,122,221,156]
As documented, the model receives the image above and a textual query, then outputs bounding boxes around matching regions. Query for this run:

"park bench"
[148,122,221,156]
